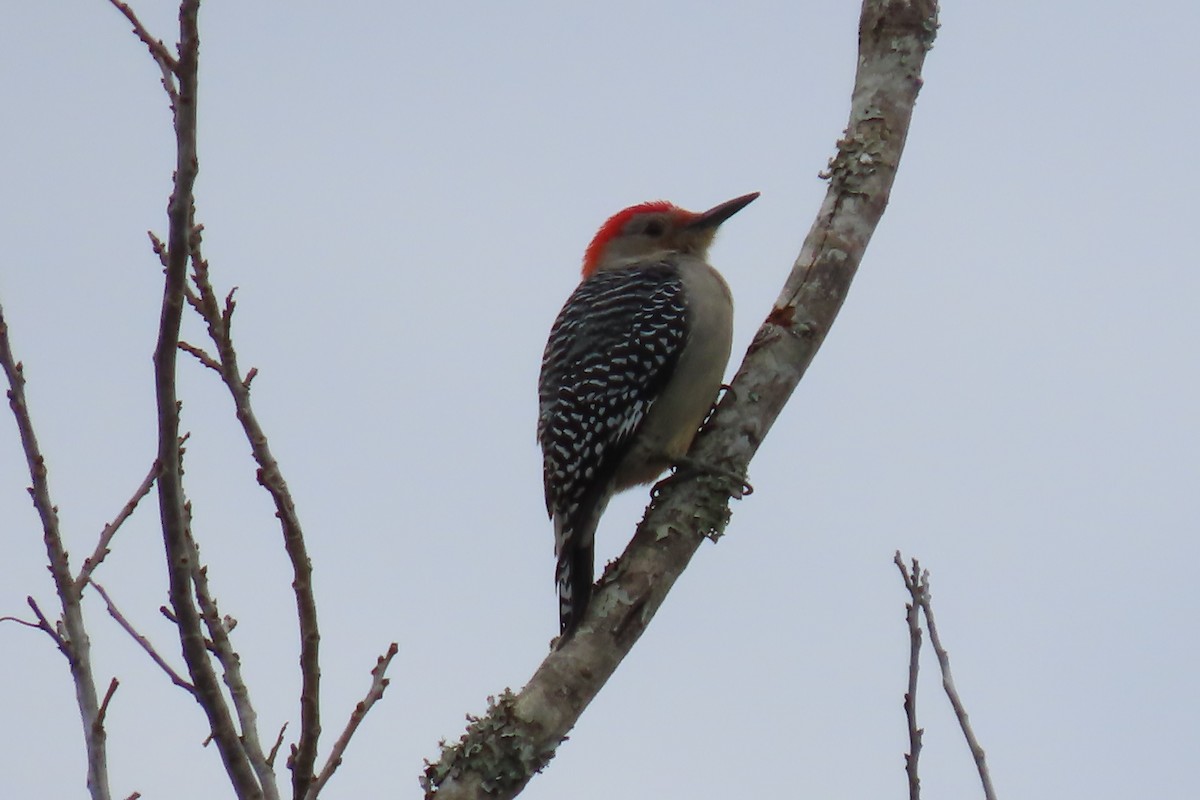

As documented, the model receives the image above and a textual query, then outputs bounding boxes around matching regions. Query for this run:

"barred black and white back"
[537,262,688,638]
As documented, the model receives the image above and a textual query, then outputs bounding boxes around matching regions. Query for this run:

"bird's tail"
[554,510,601,643]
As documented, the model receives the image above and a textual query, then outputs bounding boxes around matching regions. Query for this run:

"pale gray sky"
[2,2,1197,799]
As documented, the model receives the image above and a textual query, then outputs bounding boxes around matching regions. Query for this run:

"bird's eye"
[643,220,665,237]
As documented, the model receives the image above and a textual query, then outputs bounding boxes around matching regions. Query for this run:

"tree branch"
[183,517,281,800]
[89,579,196,695]
[106,0,180,104]
[909,559,997,800]
[422,1,939,796]
[178,340,222,373]
[185,212,323,800]
[20,595,70,654]
[128,0,263,795]
[267,724,289,770]
[304,643,398,800]
[96,678,120,733]
[75,460,161,593]
[895,553,924,800]
[0,611,52,634]
[0,300,113,800]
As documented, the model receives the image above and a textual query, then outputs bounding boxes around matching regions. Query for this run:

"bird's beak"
[686,191,760,230]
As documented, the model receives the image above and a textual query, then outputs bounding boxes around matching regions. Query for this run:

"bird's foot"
[664,456,753,499]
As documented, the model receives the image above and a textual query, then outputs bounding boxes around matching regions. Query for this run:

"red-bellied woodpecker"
[538,191,759,641]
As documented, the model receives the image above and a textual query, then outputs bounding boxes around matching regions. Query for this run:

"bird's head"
[581,192,759,278]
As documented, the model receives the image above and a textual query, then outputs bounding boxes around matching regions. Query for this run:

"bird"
[537,191,758,642]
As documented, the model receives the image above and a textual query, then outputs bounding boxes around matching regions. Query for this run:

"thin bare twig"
[2,598,68,653]
[1,300,112,800]
[178,340,222,373]
[895,553,924,800]
[0,614,46,631]
[106,0,180,104]
[24,596,65,644]
[75,461,161,592]
[7,596,69,654]
[912,563,997,800]
[148,231,170,268]
[105,0,179,69]
[304,643,398,800]
[182,516,279,800]
[267,723,289,770]
[96,678,120,731]
[184,285,204,314]
[89,580,196,695]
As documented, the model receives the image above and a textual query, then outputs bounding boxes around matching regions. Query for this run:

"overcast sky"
[2,2,1197,799]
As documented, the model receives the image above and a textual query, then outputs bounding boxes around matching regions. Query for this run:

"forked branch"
[895,553,996,800]
[182,228,324,799]
[136,0,266,796]
[0,301,113,800]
